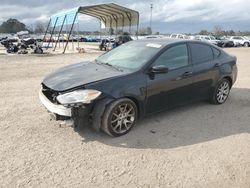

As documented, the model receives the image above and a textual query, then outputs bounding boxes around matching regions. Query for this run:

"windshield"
[96,42,163,70]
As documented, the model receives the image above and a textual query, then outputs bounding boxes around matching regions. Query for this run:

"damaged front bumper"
[39,89,72,117]
[39,88,93,127]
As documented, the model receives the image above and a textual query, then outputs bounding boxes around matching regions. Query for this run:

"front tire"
[101,98,137,137]
[210,79,231,105]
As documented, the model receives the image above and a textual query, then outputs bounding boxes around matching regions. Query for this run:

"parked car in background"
[216,36,234,48]
[188,35,196,40]
[99,39,114,51]
[80,37,88,42]
[35,35,44,42]
[170,34,188,39]
[230,36,250,47]
[40,39,237,137]
[195,35,223,47]
[113,34,133,47]
[100,34,132,51]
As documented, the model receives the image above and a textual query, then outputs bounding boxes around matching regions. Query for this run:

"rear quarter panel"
[218,52,237,85]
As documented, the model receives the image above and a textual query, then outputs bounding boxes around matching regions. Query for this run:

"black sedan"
[40,39,237,137]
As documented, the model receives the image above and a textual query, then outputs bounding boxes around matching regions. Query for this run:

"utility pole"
[150,4,153,30]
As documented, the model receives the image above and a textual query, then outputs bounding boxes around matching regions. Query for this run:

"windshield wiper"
[97,61,123,72]
[105,63,123,72]
[95,59,123,72]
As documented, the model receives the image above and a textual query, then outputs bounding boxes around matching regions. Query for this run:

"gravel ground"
[0,48,249,188]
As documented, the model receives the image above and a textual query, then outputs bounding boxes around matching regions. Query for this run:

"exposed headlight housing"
[56,90,101,105]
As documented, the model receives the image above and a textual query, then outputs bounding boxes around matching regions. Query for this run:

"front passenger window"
[154,44,189,70]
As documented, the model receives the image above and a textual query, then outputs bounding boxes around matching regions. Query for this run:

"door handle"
[182,71,193,77]
[214,63,220,67]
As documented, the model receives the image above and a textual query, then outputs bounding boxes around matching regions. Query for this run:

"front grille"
[42,84,59,104]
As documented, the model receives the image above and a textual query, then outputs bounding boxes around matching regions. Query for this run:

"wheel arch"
[223,76,233,88]
[91,95,143,131]
[124,96,142,118]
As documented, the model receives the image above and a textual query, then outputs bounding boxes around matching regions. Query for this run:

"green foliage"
[0,18,27,33]
[199,30,211,35]
[198,26,250,37]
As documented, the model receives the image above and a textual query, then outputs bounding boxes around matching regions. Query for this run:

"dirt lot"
[0,48,250,188]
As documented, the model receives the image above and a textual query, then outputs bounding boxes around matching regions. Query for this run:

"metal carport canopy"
[78,3,139,30]
[45,3,139,54]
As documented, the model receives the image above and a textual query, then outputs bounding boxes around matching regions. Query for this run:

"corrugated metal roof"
[50,3,139,29]
[51,7,79,27]
[78,3,139,29]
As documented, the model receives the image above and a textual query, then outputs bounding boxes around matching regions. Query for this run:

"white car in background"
[230,36,250,47]
[170,34,189,39]
[195,35,223,47]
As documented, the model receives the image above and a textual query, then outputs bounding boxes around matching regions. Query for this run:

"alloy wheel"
[216,81,230,103]
[110,103,135,134]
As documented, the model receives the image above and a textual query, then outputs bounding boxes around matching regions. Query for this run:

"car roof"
[133,38,183,45]
[132,39,224,52]
[132,38,211,47]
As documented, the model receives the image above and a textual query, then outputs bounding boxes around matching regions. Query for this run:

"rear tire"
[101,98,137,137]
[209,79,231,105]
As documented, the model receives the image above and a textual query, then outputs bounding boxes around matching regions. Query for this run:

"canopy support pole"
[77,22,79,50]
[53,15,67,51]
[126,12,132,33]
[112,14,118,35]
[63,13,78,54]
[120,14,125,32]
[47,17,58,49]
[42,19,51,48]
[72,24,74,51]
[136,13,139,39]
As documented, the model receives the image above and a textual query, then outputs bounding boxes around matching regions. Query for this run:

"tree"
[34,21,46,33]
[199,30,210,35]
[26,24,34,33]
[228,30,235,36]
[213,25,223,36]
[0,18,27,33]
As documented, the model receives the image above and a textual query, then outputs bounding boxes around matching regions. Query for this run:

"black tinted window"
[154,44,189,70]
[190,43,213,64]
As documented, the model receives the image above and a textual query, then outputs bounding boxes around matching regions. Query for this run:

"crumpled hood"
[42,61,128,91]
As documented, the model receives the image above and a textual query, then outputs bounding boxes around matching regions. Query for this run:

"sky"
[0,0,249,33]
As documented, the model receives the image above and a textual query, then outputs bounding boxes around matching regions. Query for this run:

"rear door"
[189,42,221,100]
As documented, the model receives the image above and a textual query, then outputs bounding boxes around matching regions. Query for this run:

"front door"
[146,43,193,114]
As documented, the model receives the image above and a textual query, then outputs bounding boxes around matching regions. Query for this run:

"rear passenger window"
[212,47,221,58]
[190,43,214,64]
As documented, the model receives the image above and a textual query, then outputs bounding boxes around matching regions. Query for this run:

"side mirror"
[150,65,168,74]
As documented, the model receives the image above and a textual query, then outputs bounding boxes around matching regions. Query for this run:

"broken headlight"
[56,90,101,105]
